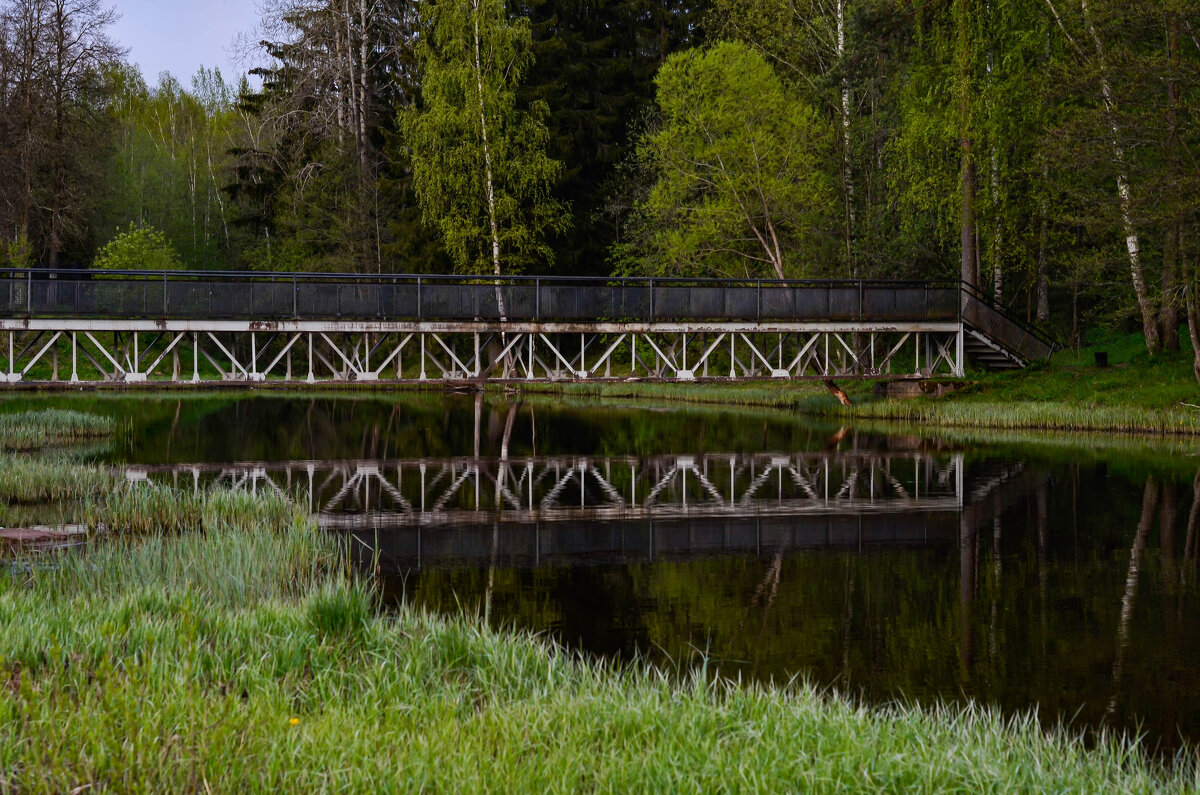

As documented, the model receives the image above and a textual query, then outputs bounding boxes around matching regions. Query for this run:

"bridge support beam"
[0,319,964,386]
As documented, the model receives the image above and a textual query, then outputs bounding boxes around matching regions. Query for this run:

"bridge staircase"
[959,285,1058,370]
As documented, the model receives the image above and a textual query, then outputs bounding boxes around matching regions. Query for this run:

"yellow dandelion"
[289,717,300,726]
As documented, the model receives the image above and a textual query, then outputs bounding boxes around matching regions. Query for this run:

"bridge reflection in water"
[127,451,1037,568]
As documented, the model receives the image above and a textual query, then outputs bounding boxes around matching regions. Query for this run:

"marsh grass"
[0,486,1192,792]
[0,409,115,450]
[84,482,298,535]
[0,454,118,503]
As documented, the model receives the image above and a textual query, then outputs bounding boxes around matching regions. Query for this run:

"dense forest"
[1,0,1199,360]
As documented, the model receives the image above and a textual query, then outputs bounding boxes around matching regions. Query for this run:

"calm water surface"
[13,392,1200,754]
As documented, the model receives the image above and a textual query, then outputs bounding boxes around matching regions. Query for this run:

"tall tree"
[230,0,421,272]
[0,0,122,266]
[616,41,830,279]
[713,0,858,276]
[402,0,567,276]
[515,0,709,275]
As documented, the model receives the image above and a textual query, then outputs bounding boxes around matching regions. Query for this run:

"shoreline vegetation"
[0,476,1192,791]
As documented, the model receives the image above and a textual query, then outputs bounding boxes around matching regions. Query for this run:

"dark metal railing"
[959,283,1059,362]
[0,268,965,324]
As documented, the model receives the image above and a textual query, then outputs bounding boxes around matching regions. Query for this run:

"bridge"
[0,269,1055,385]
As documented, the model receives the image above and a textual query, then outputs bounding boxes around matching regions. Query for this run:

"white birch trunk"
[472,0,502,279]
[837,0,855,276]
[1080,0,1159,352]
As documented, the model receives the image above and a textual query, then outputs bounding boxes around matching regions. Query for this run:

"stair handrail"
[959,281,1062,354]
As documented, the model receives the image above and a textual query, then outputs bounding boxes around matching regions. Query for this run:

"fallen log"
[823,379,852,406]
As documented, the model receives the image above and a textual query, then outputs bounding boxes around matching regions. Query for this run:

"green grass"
[0,408,115,450]
[0,454,118,504]
[0,484,1192,791]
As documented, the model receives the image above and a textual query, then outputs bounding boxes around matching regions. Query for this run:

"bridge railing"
[0,269,962,324]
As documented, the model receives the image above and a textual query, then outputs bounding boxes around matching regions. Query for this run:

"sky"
[108,0,262,87]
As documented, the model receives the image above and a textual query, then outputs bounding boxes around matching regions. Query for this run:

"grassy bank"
[0,486,1191,791]
[513,332,1200,435]
[0,408,115,450]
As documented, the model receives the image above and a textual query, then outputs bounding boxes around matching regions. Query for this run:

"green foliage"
[616,42,832,279]
[98,66,242,270]
[402,0,569,275]
[93,223,182,271]
[1,235,33,269]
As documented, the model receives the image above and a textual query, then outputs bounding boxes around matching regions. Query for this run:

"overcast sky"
[109,0,262,87]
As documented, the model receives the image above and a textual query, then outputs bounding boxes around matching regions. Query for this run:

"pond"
[9,391,1200,755]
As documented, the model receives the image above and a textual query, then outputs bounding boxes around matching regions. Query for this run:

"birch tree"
[402,0,567,275]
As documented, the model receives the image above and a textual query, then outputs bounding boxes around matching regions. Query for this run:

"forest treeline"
[1,0,1199,359]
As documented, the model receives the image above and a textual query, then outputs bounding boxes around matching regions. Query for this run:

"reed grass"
[0,486,1191,791]
[84,481,299,536]
[0,409,115,450]
[0,454,118,504]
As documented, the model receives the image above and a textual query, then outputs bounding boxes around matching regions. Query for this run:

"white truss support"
[478,332,526,379]
[785,333,823,376]
[433,466,476,512]
[431,332,473,378]
[643,464,680,507]
[785,465,821,500]
[955,329,965,377]
[588,334,628,378]
[20,331,62,377]
[206,333,249,380]
[262,333,303,379]
[142,331,187,379]
[538,333,583,379]
[688,466,726,504]
[830,332,864,373]
[370,332,412,378]
[738,333,776,374]
[319,332,365,379]
[641,335,679,378]
[83,332,126,379]
[526,333,534,380]
[876,333,912,376]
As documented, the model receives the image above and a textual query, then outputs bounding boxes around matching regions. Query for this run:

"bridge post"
[6,332,15,383]
[955,327,965,377]
[306,333,315,383]
[419,333,426,380]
